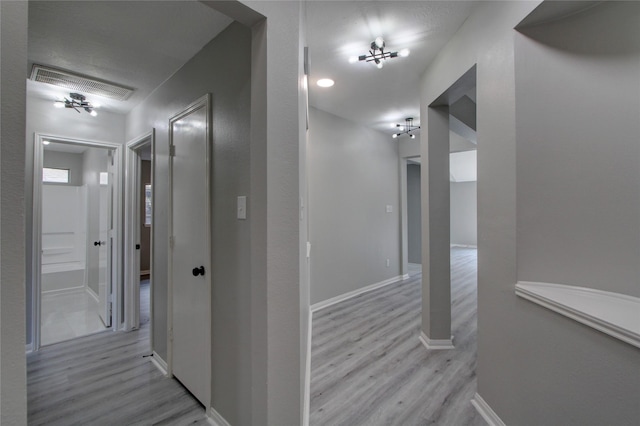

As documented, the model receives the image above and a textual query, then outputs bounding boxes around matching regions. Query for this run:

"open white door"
[170,95,211,407]
[98,151,113,327]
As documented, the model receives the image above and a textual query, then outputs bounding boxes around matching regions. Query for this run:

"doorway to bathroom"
[32,134,122,348]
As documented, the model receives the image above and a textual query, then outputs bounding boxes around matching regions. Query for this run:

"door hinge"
[169,144,176,157]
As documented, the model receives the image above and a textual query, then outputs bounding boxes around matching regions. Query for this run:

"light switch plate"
[386,205,393,213]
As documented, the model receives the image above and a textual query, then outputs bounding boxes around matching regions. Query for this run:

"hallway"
[27,281,207,425]
[310,247,483,425]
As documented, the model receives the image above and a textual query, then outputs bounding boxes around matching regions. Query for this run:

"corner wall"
[308,107,401,305]
[0,1,28,423]
[420,1,640,424]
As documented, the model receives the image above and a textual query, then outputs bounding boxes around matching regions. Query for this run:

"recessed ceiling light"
[42,140,51,145]
[317,78,335,88]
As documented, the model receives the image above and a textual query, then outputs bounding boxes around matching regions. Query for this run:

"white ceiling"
[27,1,476,137]
[27,1,233,114]
[306,1,477,135]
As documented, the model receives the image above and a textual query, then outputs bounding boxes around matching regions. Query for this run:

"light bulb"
[90,110,98,117]
[376,62,383,69]
[317,78,335,88]
[392,134,398,139]
[399,49,410,57]
[410,134,416,139]
[374,37,385,49]
[53,101,64,108]
[348,56,358,64]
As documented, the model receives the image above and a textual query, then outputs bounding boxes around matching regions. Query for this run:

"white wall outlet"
[386,205,393,213]
[386,259,390,267]
[237,196,247,220]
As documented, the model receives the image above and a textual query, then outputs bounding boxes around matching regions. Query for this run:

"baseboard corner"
[207,406,232,426]
[419,331,455,350]
[150,351,169,376]
[471,393,505,426]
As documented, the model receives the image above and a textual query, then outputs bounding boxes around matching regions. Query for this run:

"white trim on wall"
[419,331,455,350]
[303,309,312,426]
[515,281,640,349]
[150,350,169,376]
[207,407,232,426]
[311,275,407,313]
[471,393,506,426]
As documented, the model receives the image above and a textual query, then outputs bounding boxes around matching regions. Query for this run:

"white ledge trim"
[471,393,505,426]
[419,331,455,350]
[515,281,640,349]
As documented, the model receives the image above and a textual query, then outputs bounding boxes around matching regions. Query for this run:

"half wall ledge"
[515,281,640,349]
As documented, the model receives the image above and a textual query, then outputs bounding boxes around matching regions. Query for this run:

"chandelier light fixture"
[54,93,98,116]
[350,37,410,69]
[392,117,420,139]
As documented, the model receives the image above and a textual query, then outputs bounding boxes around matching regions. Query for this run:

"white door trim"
[167,94,212,392]
[124,130,155,335]
[32,133,123,351]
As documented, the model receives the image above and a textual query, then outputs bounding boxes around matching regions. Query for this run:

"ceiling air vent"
[30,65,134,101]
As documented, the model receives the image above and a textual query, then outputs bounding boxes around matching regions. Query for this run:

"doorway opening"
[124,131,155,345]
[32,134,122,349]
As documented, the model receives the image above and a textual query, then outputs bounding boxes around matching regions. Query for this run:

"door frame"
[124,130,155,336]
[167,94,212,390]
[32,133,123,351]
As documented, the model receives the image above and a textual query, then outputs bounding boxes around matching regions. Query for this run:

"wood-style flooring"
[27,280,209,425]
[310,247,485,426]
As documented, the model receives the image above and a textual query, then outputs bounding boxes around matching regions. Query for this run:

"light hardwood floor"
[310,247,485,426]
[27,280,209,425]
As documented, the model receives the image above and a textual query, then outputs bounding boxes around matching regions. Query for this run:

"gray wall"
[450,181,477,246]
[125,21,253,425]
[421,1,640,425]
[515,2,640,297]
[42,150,84,186]
[407,163,422,264]
[308,107,400,305]
[0,1,28,422]
[25,94,126,347]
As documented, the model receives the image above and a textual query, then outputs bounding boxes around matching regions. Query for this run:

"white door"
[170,96,211,407]
[98,151,113,327]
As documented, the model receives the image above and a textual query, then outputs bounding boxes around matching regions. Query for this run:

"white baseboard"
[140,270,150,275]
[471,393,505,426]
[303,309,312,426]
[311,275,405,313]
[419,331,455,350]
[42,285,85,296]
[401,273,410,280]
[25,343,33,353]
[207,406,231,426]
[450,244,477,249]
[86,286,99,303]
[150,351,169,376]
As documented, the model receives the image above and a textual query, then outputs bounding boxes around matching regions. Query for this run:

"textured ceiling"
[306,1,476,135]
[27,1,233,114]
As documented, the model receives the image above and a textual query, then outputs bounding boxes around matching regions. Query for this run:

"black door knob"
[94,241,101,246]
[136,244,141,250]
[192,266,205,277]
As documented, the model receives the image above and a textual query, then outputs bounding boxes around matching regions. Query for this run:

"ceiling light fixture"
[350,37,409,69]
[54,93,98,116]
[392,117,420,139]
[317,78,335,88]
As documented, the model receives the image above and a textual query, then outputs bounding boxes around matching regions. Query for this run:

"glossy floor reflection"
[41,288,108,346]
